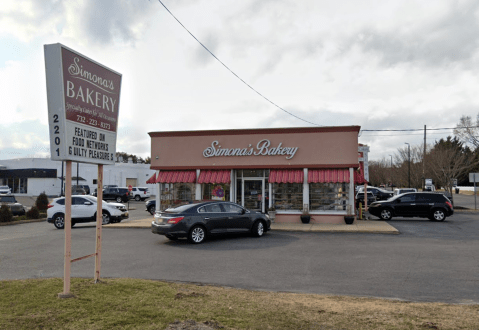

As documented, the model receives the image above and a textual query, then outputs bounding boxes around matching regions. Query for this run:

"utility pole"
[389,154,393,190]
[405,142,411,188]
[423,125,426,191]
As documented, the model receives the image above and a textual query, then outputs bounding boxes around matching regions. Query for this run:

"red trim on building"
[308,169,350,183]
[269,169,304,183]
[149,126,360,138]
[156,170,196,183]
[354,162,368,184]
[197,170,231,184]
[149,164,360,171]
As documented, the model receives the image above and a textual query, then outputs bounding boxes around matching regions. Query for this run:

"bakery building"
[148,126,367,224]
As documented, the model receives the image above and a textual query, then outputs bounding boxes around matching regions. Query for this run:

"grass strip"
[0,278,478,329]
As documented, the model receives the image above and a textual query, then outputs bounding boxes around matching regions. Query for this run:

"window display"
[272,183,302,211]
[309,183,349,211]
[202,183,230,201]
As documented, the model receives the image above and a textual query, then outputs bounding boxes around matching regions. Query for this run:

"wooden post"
[59,160,74,298]
[94,164,103,282]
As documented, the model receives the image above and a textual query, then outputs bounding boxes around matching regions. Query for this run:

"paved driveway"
[1,212,478,304]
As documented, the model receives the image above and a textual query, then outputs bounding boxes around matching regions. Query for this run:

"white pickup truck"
[130,187,151,201]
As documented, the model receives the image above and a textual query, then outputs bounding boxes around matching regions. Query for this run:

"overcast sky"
[1,0,478,162]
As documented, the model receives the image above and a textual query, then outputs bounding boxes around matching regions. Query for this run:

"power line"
[156,0,320,126]
[155,1,479,136]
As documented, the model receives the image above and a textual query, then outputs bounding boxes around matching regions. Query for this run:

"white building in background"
[0,157,157,197]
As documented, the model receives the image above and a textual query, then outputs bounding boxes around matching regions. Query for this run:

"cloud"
[351,1,479,68]
[0,120,51,159]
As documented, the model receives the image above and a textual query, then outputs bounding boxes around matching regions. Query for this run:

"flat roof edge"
[148,126,361,138]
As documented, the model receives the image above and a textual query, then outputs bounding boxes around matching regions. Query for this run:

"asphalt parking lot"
[1,201,478,304]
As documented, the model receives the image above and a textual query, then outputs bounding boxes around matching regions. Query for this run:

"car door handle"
[204,217,210,220]
[410,204,415,205]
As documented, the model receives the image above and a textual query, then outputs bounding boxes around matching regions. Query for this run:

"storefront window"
[272,183,302,211]
[159,183,195,210]
[202,183,230,201]
[309,183,349,211]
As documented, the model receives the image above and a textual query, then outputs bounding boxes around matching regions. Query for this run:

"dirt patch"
[165,319,224,330]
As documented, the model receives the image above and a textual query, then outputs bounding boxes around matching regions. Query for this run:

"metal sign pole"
[475,174,477,210]
[94,164,104,282]
[59,160,73,298]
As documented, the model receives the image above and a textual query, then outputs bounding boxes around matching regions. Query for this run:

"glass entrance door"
[243,180,263,211]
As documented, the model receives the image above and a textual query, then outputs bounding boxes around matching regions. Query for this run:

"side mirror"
[240,209,246,215]
[84,201,93,205]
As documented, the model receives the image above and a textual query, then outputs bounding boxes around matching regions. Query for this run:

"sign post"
[469,173,478,210]
[128,184,133,210]
[45,43,121,297]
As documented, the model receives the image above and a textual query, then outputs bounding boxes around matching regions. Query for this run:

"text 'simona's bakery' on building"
[147,126,367,224]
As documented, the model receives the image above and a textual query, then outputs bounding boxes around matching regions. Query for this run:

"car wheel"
[148,205,156,215]
[116,196,122,203]
[53,213,65,229]
[252,220,265,237]
[379,208,393,221]
[188,225,206,244]
[135,195,141,201]
[102,211,111,225]
[431,209,446,222]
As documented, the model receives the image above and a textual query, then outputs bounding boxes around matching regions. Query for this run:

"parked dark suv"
[355,191,376,208]
[368,192,454,221]
[102,187,131,203]
[358,186,394,201]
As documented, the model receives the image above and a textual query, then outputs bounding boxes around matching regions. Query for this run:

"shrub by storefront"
[35,192,49,211]
[26,206,40,219]
[0,204,13,222]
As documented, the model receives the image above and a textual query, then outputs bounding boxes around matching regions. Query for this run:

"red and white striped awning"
[146,172,157,184]
[197,170,231,184]
[156,171,196,183]
[308,169,350,183]
[268,169,304,183]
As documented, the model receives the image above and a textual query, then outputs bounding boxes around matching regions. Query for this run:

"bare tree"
[368,158,390,187]
[454,114,479,148]
[427,137,479,198]
[395,144,428,189]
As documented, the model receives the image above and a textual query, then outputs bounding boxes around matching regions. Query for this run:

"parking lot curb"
[0,218,46,226]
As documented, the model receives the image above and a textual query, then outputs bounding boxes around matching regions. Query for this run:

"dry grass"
[1,278,478,330]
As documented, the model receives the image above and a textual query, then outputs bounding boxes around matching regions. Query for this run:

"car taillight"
[167,216,184,224]
[47,204,54,208]
[446,201,453,209]
[144,191,146,194]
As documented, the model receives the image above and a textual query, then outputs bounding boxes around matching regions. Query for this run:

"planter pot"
[300,215,311,224]
[344,216,355,225]
[268,211,276,222]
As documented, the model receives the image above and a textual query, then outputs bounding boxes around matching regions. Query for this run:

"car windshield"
[81,195,111,204]
[388,194,408,201]
[165,203,200,213]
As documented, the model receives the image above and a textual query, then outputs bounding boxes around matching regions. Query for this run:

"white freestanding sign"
[44,43,122,297]
[44,43,122,164]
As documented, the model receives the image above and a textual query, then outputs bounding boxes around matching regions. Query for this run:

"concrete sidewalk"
[106,218,399,234]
